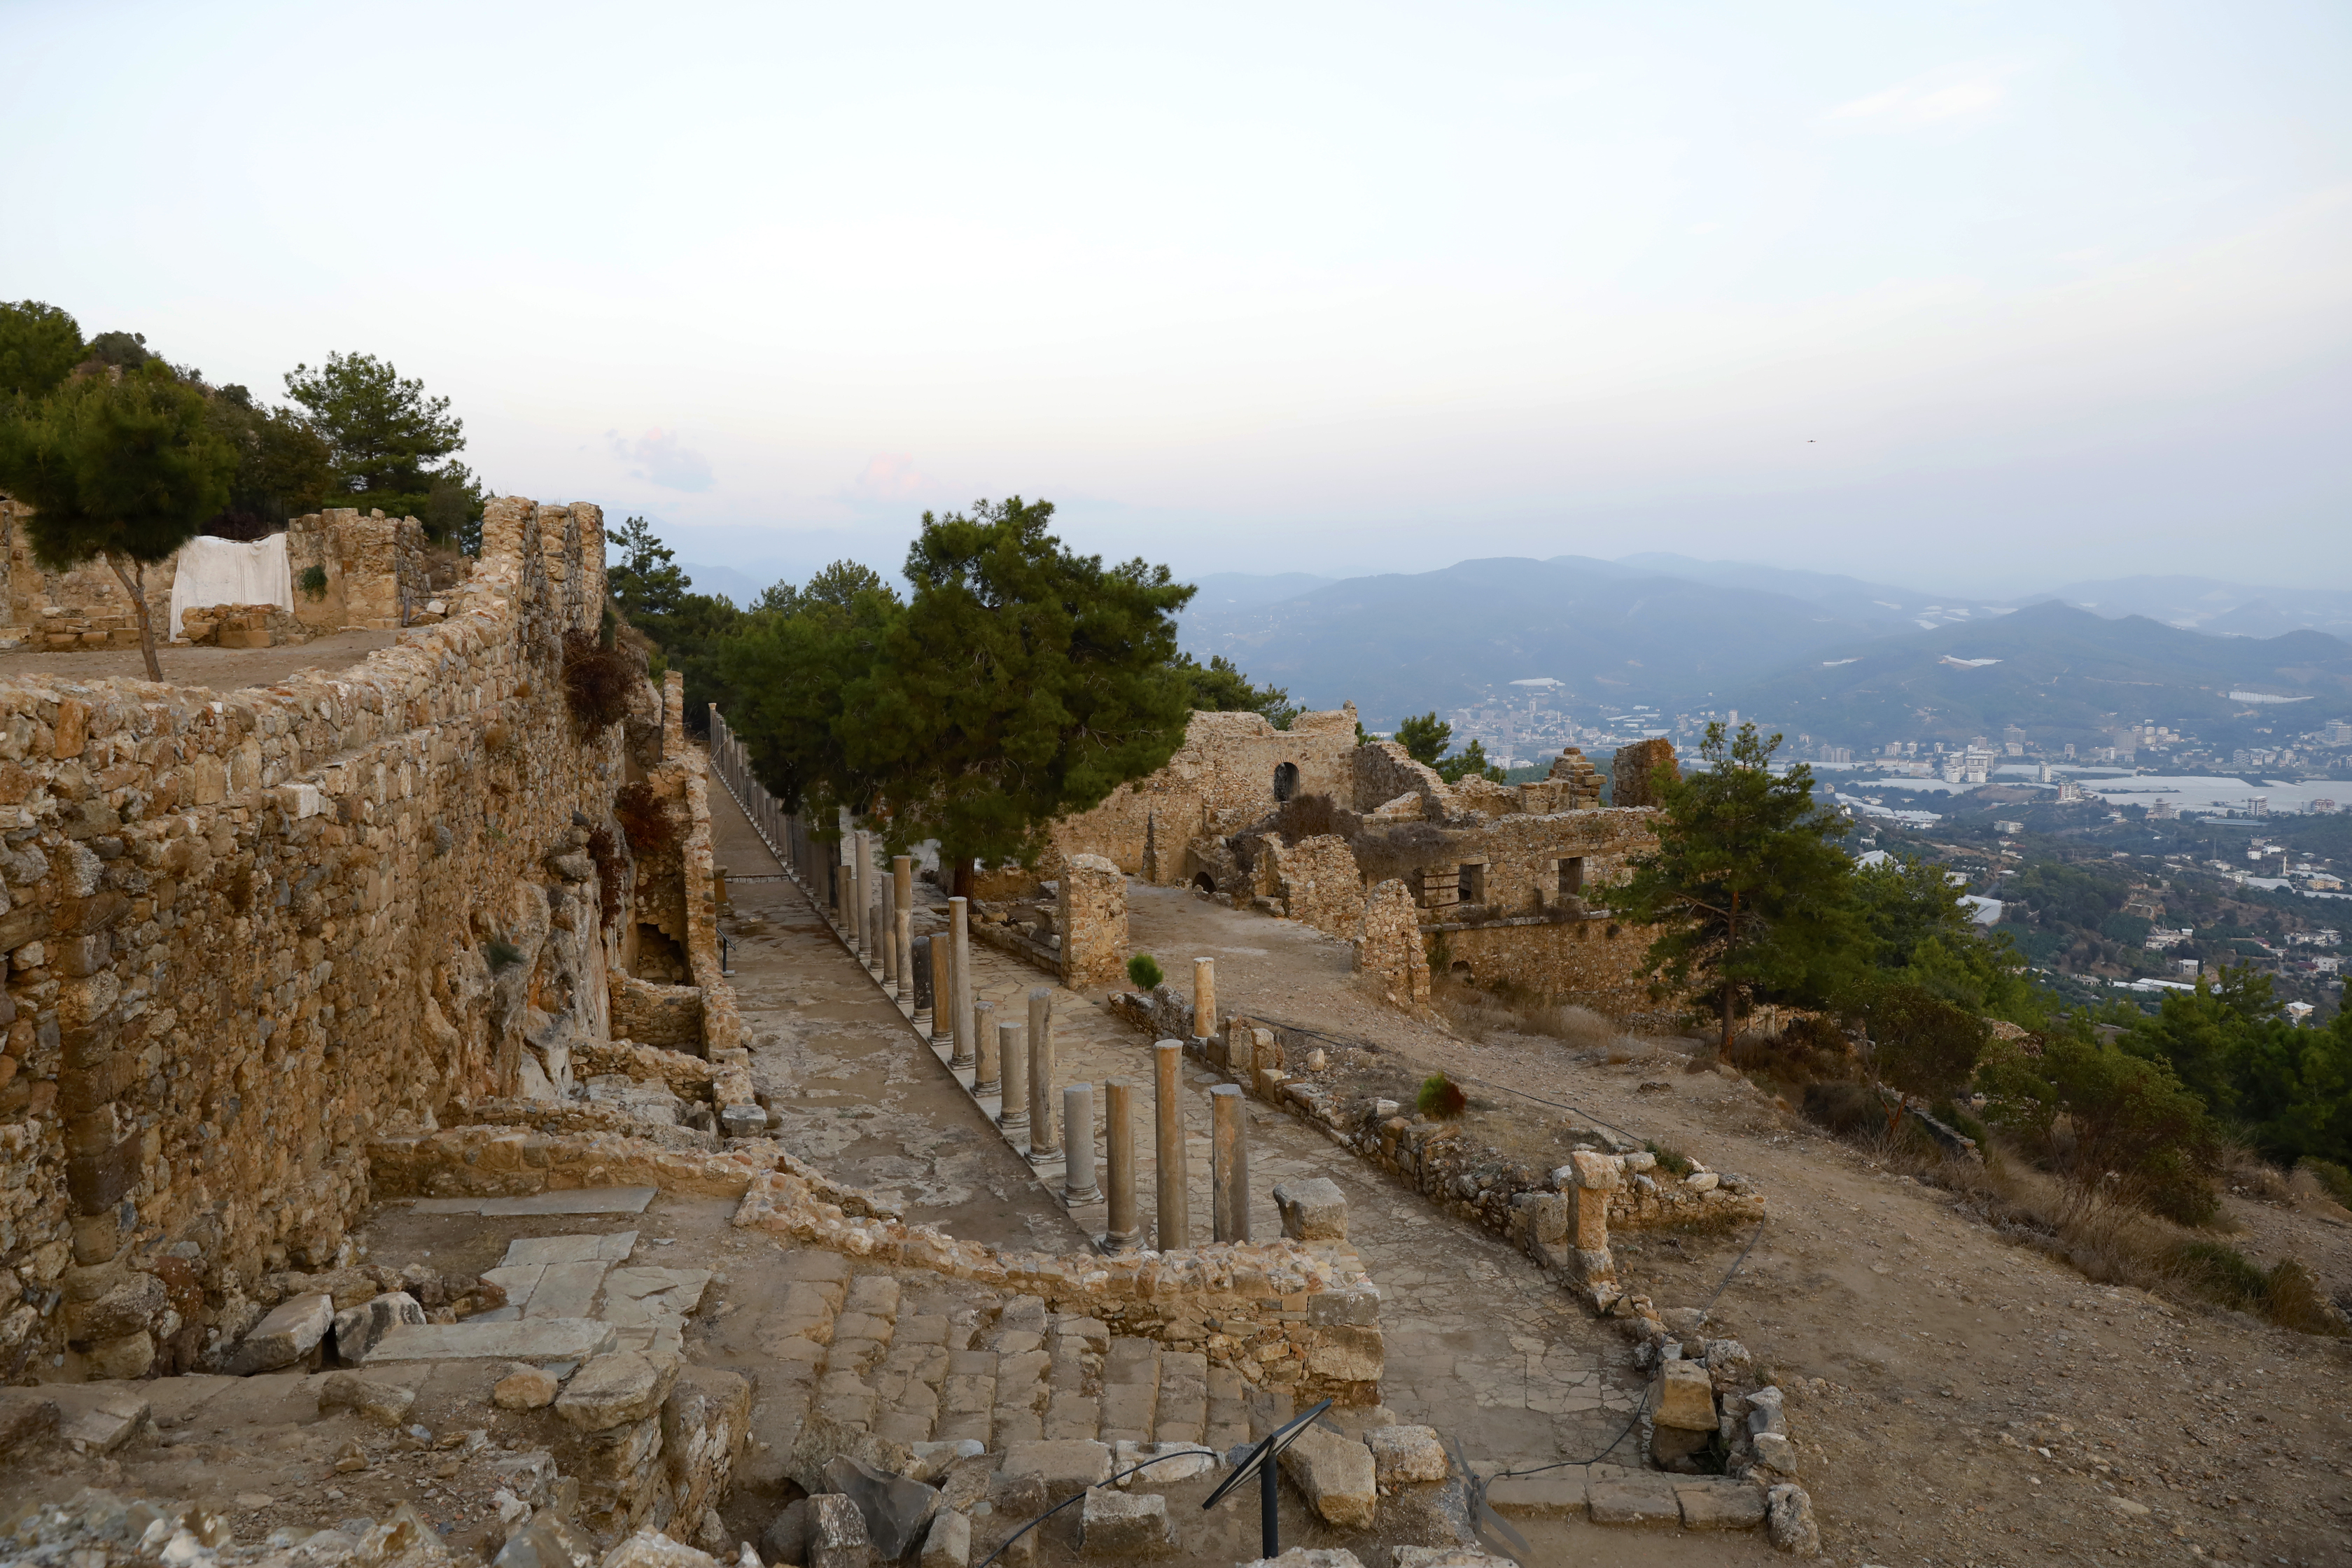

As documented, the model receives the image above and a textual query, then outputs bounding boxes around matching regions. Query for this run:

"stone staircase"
[754,1252,1255,1460]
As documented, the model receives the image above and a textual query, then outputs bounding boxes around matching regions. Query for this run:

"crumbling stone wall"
[1056,853,1128,990]
[1356,879,1430,1007]
[0,498,178,652]
[1348,740,1452,820]
[1611,737,1679,808]
[1434,915,1664,1023]
[1045,706,1359,881]
[1268,832,1366,936]
[0,496,647,1381]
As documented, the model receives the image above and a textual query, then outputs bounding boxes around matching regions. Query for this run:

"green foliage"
[2121,967,2352,1172]
[1436,736,1506,785]
[1418,1073,1466,1119]
[1126,952,1164,990]
[297,564,328,601]
[284,351,469,528]
[0,300,85,399]
[1616,722,1858,1057]
[1980,1032,2224,1225]
[2301,1156,2352,1208]
[0,363,236,680]
[1644,1140,1692,1175]
[1851,853,1975,970]
[1175,652,1298,729]
[85,330,152,368]
[2166,1244,2344,1334]
[603,514,747,729]
[1396,711,1451,767]
[1863,983,1990,1120]
[424,465,488,553]
[202,385,335,536]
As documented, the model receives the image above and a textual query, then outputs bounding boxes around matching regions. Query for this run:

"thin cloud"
[850,453,930,503]
[1827,63,2022,132]
[606,427,714,492]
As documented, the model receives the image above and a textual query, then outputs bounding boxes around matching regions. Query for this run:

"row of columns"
[698,717,1257,1258]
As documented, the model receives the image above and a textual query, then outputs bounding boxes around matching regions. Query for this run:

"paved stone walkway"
[705,783,1640,1472]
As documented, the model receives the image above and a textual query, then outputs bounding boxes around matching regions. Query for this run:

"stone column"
[913,933,937,1035]
[878,864,896,988]
[1063,1083,1100,1204]
[858,832,877,965]
[972,999,1000,1097]
[895,905,913,1007]
[997,1023,1029,1136]
[893,855,915,1004]
[1026,988,1058,1161]
[1102,1078,1140,1253]
[1154,1041,1189,1250]
[949,897,975,1069]
[1193,957,1216,1040]
[1210,1084,1249,1242]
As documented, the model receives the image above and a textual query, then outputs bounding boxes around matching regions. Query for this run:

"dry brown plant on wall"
[561,629,641,730]
[615,780,674,858]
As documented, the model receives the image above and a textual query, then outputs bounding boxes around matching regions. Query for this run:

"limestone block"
[1674,1478,1767,1529]
[1305,1324,1382,1383]
[1749,1432,1798,1476]
[60,1390,149,1455]
[1766,1483,1821,1556]
[805,1494,874,1568]
[821,1455,940,1560]
[1079,1488,1172,1553]
[72,1271,166,1343]
[333,1290,426,1363]
[918,1509,970,1568]
[1002,1438,1113,1492]
[1654,1360,1716,1432]
[559,1352,679,1432]
[317,1373,418,1427]
[597,1532,718,1568]
[226,1292,332,1375]
[1271,1178,1348,1241]
[1277,1424,1376,1527]
[788,1410,915,1494]
[83,1331,156,1380]
[1236,1550,1364,1568]
[1111,1441,1219,1487]
[1363,1424,1449,1485]
[1057,855,1128,990]
[1568,1150,1623,1191]
[1585,1471,1681,1525]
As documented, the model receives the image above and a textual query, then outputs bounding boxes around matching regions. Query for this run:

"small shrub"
[1126,952,1164,990]
[1801,1080,1880,1136]
[2298,1156,2352,1208]
[2261,1259,2346,1336]
[484,937,525,974]
[561,629,639,729]
[616,781,673,857]
[297,564,328,601]
[1645,1140,1693,1177]
[1418,1074,1466,1119]
[2169,1240,2269,1309]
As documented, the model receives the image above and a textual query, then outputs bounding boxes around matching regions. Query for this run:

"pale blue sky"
[6,1,2348,593]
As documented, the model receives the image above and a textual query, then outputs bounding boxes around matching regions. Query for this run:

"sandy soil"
[1126,886,2352,1567]
[0,629,402,691]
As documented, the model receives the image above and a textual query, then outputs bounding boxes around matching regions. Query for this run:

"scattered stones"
[789,1412,916,1494]
[1363,1424,1450,1485]
[909,1439,988,1483]
[316,1373,419,1427]
[918,1508,970,1568]
[1079,1488,1173,1553]
[1277,1423,1377,1527]
[599,1530,720,1568]
[496,1363,564,1410]
[1270,1178,1349,1241]
[821,1455,941,1560]
[225,1292,334,1375]
[1673,1478,1768,1529]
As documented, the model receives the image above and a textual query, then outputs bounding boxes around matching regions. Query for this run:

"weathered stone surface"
[1277,1424,1376,1528]
[1363,1424,1449,1485]
[1586,1471,1681,1525]
[1111,1440,1219,1488]
[762,1499,808,1567]
[0,1390,61,1460]
[333,1290,426,1363]
[363,1316,618,1364]
[822,1455,941,1560]
[1674,1478,1768,1529]
[1270,1178,1348,1241]
[1079,1488,1172,1553]
[806,1493,875,1568]
[917,1508,970,1568]
[83,1331,156,1380]
[1002,1438,1114,1492]
[59,1390,148,1455]
[597,1530,718,1568]
[226,1292,333,1375]
[74,1271,167,1343]
[317,1372,418,1427]
[496,1363,563,1410]
[558,1352,678,1432]
[1391,1552,1520,1567]
[1766,1484,1821,1557]
[1653,1359,1716,1431]
[1058,855,1129,990]
[1235,1552,1364,1568]
[1749,1431,1798,1476]
[788,1411,916,1494]
[666,1365,753,1533]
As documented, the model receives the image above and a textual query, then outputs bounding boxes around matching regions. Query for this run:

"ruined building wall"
[0,500,442,651]
[1044,706,1359,882]
[0,498,640,1380]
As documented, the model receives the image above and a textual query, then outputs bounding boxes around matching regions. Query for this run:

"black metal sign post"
[1201,1397,1336,1562]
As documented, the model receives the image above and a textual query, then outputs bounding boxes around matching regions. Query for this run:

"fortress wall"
[0,498,638,1379]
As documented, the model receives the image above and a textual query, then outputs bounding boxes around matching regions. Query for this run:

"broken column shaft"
[893,855,914,1004]
[997,1022,1029,1135]
[1193,957,1215,1040]
[1210,1084,1249,1242]
[948,897,975,1068]
[1063,1082,1101,1204]
[913,933,937,1035]
[1102,1077,1139,1252]
[1154,1040,1189,1250]
[1026,988,1058,1161]
[973,999,1000,1096]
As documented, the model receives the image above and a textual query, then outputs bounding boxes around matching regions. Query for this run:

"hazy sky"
[8,1,2348,594]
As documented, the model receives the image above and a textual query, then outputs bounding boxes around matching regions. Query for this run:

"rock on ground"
[806,1492,875,1568]
[495,1363,562,1410]
[316,1373,417,1427]
[1364,1424,1450,1485]
[918,1509,970,1568]
[1271,1177,1349,1240]
[598,1530,719,1568]
[557,1352,677,1432]
[820,1455,940,1560]
[226,1292,332,1375]
[1276,1424,1377,1528]
[1079,1488,1172,1554]
[1767,1484,1821,1557]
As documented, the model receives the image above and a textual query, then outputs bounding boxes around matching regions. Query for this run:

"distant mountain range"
[1177,554,2352,737]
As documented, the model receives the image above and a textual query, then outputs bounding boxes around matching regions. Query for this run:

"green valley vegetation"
[0,300,486,550]
[1394,710,1507,784]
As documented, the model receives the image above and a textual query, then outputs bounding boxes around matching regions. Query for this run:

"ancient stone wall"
[0,496,649,1381]
[1611,737,1679,809]
[1431,915,1664,1022]
[282,509,434,633]
[0,499,178,651]
[1426,807,1657,920]
[1356,879,1431,1007]
[1044,706,1359,881]
[1347,740,1452,820]
[1056,853,1129,990]
[1268,833,1366,939]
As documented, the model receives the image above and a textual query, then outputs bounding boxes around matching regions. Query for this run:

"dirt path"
[1126,887,2352,1567]
[0,627,399,690]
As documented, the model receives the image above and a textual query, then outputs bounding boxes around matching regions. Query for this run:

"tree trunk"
[106,553,163,682]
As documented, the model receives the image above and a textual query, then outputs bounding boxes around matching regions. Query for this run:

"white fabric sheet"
[167,533,295,638]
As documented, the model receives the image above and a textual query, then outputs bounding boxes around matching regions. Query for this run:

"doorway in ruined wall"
[1557,856,1585,898]
[1273,761,1299,802]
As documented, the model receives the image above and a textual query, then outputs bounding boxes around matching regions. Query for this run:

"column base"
[972,1078,1000,1098]
[1097,1230,1140,1255]
[1063,1182,1103,1205]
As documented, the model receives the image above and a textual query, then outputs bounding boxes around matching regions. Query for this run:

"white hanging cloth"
[167,533,295,638]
